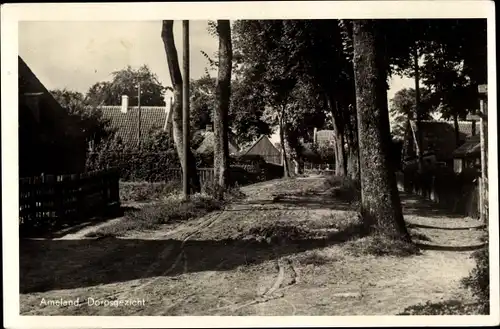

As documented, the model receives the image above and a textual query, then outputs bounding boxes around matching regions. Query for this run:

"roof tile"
[100,106,168,146]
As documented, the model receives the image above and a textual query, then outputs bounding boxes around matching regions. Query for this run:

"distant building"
[196,124,241,155]
[452,135,481,173]
[313,128,336,148]
[237,135,282,165]
[18,56,87,176]
[93,95,172,149]
[402,119,479,168]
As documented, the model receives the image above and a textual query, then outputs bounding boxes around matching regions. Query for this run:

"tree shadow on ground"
[19,206,139,239]
[235,195,356,212]
[399,191,468,219]
[415,243,487,252]
[20,223,367,294]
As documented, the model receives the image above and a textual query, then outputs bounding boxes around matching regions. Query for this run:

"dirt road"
[20,176,484,315]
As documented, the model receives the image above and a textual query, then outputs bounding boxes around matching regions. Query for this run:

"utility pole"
[182,20,190,199]
[478,84,488,222]
[414,43,424,173]
[137,82,142,147]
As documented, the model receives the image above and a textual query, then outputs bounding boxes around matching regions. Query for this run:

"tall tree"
[213,20,232,197]
[389,87,433,141]
[50,88,114,148]
[86,65,166,106]
[161,20,201,193]
[352,20,410,240]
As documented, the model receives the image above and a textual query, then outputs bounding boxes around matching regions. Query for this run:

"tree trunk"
[347,145,360,181]
[333,117,346,176]
[213,20,232,199]
[161,20,201,192]
[352,20,410,240]
[453,113,460,147]
[279,109,292,178]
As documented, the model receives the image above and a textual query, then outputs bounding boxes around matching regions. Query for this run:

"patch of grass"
[461,244,489,314]
[202,181,247,202]
[247,223,310,243]
[298,252,335,266]
[85,194,224,237]
[324,176,361,205]
[119,180,181,202]
[410,230,432,242]
[345,233,421,257]
[398,300,483,315]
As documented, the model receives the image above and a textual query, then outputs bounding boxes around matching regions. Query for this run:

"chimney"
[471,120,476,136]
[313,127,318,145]
[121,95,129,113]
[206,124,213,132]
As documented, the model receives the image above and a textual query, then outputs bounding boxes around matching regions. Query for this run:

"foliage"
[398,300,482,315]
[86,131,181,182]
[85,65,168,106]
[461,245,489,314]
[389,87,434,140]
[190,74,217,132]
[383,19,487,120]
[50,88,114,146]
[119,181,181,202]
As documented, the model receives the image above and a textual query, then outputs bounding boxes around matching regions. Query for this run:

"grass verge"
[86,193,224,238]
[119,180,181,202]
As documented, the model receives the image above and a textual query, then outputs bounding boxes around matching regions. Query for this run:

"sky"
[19,21,414,142]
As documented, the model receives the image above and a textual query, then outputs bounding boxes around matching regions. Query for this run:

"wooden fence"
[19,168,120,234]
[395,170,480,218]
[163,168,215,186]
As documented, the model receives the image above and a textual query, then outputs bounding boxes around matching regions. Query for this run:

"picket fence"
[19,168,120,234]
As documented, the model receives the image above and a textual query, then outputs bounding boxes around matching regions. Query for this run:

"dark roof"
[196,130,240,154]
[99,106,168,146]
[453,135,481,158]
[238,135,280,157]
[408,120,480,160]
[18,56,84,139]
[409,120,457,160]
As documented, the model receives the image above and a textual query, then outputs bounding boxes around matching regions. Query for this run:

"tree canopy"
[85,65,168,107]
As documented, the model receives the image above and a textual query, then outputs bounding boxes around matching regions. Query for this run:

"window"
[453,158,463,173]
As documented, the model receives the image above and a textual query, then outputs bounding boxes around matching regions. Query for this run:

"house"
[196,125,240,155]
[18,56,87,177]
[452,135,481,173]
[402,119,479,168]
[313,128,336,148]
[237,134,282,165]
[94,95,171,148]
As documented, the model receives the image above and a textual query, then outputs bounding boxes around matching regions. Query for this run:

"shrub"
[461,244,489,314]
[119,180,181,202]
[398,300,481,315]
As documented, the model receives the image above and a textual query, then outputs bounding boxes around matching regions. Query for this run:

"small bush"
[398,300,482,315]
[461,245,489,314]
[86,194,224,237]
[345,233,421,257]
[120,180,181,202]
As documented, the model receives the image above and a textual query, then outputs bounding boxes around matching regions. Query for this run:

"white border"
[1,1,498,328]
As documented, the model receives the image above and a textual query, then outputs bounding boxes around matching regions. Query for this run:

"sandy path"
[20,176,483,315]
